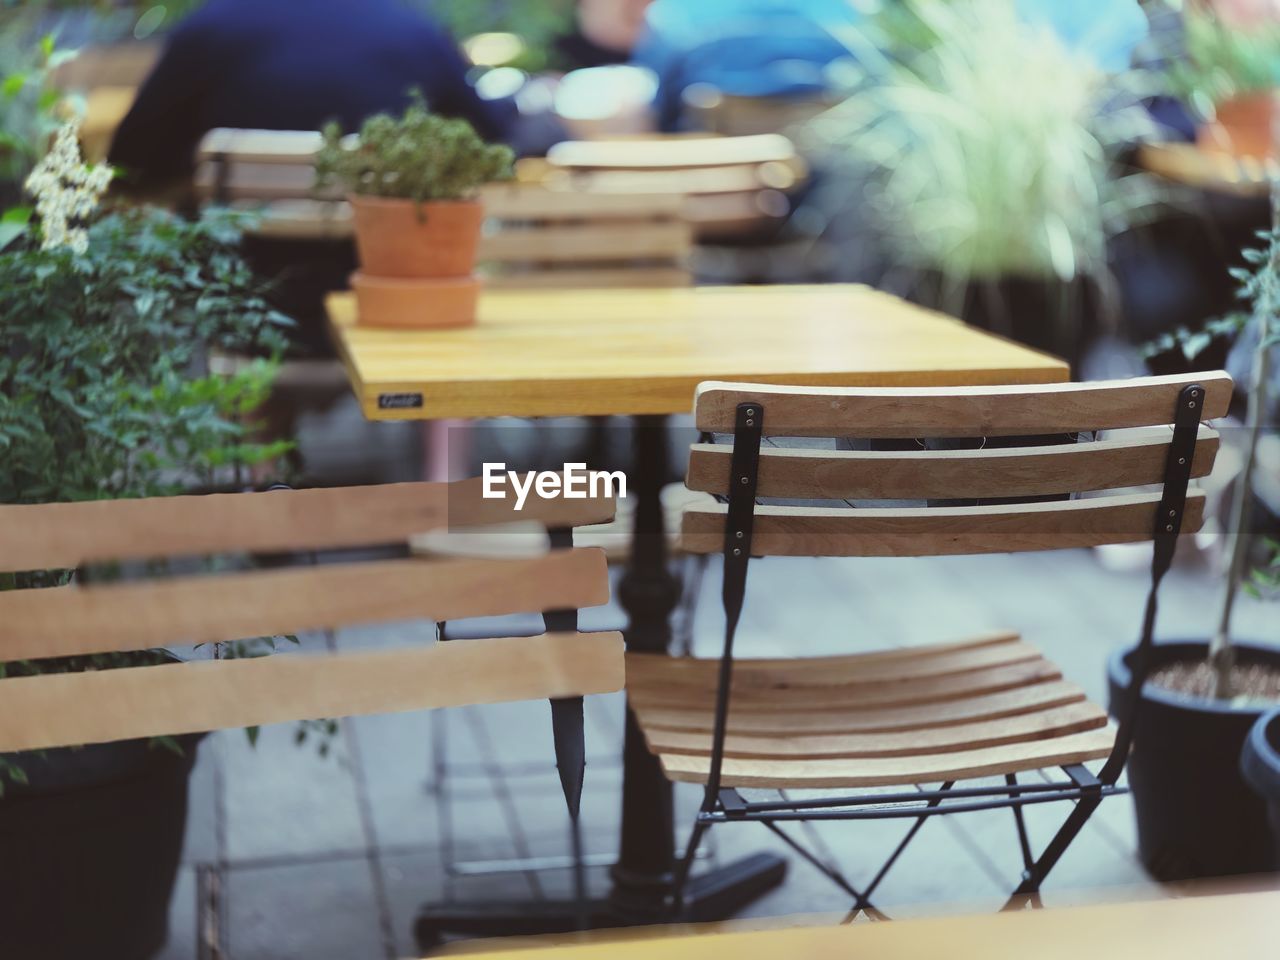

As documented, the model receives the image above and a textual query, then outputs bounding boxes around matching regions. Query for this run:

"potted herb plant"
[0,119,291,960]
[1107,185,1280,881]
[808,0,1160,370]
[315,94,513,329]
[1171,1,1280,160]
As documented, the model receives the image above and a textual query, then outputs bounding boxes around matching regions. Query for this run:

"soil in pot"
[1108,641,1280,881]
[0,732,202,960]
[348,196,483,278]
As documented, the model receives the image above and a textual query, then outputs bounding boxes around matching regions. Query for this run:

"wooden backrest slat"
[686,427,1220,500]
[0,549,608,660]
[694,374,1233,437]
[0,478,614,573]
[0,632,624,753]
[480,185,686,221]
[546,134,797,169]
[681,492,1207,557]
[479,222,691,264]
[483,267,693,290]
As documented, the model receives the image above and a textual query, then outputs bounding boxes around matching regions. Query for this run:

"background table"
[327,284,1068,941]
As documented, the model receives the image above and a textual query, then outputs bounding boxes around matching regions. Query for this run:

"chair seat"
[627,631,1114,789]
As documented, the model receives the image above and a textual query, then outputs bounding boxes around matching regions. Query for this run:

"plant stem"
[1209,181,1278,698]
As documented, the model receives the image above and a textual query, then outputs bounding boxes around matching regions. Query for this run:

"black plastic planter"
[1107,640,1280,881]
[1242,708,1280,866]
[0,732,202,960]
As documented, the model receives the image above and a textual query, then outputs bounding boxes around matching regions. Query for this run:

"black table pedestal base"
[414,415,787,953]
[413,854,786,951]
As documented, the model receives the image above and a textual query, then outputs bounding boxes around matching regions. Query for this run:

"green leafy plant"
[1140,315,1248,366]
[809,0,1160,299]
[0,32,77,189]
[315,94,514,203]
[1168,2,1280,118]
[0,123,300,789]
[1208,185,1280,699]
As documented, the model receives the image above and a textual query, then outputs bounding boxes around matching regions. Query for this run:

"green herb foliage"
[0,205,295,789]
[315,93,513,203]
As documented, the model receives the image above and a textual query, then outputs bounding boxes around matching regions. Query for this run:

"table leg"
[415,416,784,951]
[608,414,786,921]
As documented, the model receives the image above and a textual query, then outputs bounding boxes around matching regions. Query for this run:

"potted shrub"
[0,119,292,960]
[1171,1,1280,160]
[315,94,514,329]
[807,0,1159,370]
[1107,187,1280,881]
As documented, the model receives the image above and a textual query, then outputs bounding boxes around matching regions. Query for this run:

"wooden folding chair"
[540,134,806,243]
[0,478,624,950]
[626,372,1232,916]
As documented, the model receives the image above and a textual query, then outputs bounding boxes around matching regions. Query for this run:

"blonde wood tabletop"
[326,285,1068,421]
[452,890,1280,960]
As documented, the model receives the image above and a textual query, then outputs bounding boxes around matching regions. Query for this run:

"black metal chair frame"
[668,383,1205,918]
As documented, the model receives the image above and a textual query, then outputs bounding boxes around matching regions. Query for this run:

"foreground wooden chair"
[0,478,624,951]
[627,372,1231,915]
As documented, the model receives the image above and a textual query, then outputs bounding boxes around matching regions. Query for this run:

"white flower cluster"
[23,119,113,255]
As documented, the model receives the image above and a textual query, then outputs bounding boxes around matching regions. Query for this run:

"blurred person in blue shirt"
[634,0,1151,130]
[109,0,511,185]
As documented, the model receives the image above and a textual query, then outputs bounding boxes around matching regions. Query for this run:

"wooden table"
[326,284,1069,946]
[327,285,1066,421]
[457,890,1280,959]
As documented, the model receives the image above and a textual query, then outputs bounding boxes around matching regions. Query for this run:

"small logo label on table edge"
[377,393,424,410]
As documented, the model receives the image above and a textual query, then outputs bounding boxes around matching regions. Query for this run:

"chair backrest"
[540,133,807,242]
[681,373,1233,558]
[192,129,693,285]
[479,183,692,289]
[0,478,623,755]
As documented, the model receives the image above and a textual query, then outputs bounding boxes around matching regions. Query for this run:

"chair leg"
[668,819,712,917]
[1002,790,1102,910]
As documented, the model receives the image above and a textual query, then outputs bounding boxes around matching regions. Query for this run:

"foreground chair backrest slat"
[0,480,623,813]
[0,549,607,659]
[693,372,1234,437]
[0,632,611,755]
[686,425,1220,501]
[0,475,612,572]
[630,371,1231,916]
[680,492,1208,557]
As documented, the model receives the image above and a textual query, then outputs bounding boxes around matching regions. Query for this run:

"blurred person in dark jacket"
[109,0,510,185]
[108,0,512,361]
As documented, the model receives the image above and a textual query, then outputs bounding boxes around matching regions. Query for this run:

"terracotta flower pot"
[348,196,484,279]
[1197,92,1278,160]
[351,271,480,329]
